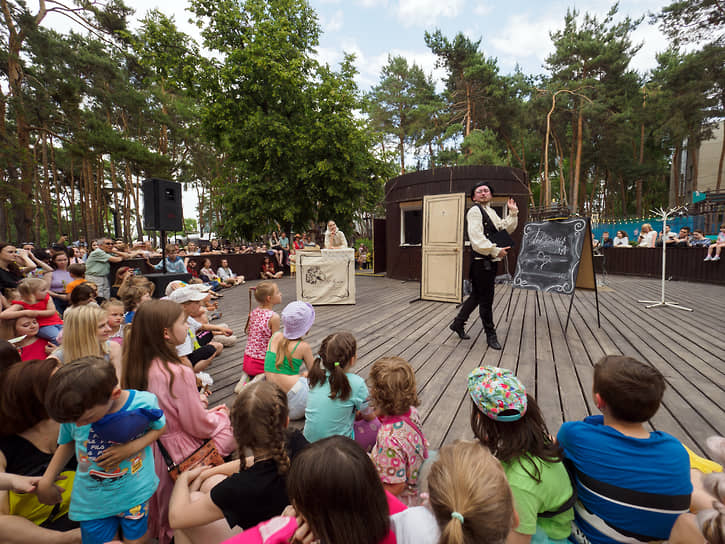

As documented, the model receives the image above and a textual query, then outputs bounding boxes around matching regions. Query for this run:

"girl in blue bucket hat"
[264,301,315,420]
[467,366,574,544]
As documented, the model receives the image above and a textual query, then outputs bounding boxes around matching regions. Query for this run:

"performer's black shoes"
[487,335,502,350]
[449,322,470,340]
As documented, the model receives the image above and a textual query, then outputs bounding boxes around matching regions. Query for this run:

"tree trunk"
[670,142,681,206]
[690,142,699,195]
[572,107,584,212]
[717,121,725,191]
[619,175,627,216]
[552,129,567,205]
[635,122,644,216]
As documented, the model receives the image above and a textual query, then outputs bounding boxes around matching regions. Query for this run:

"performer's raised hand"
[507,198,518,212]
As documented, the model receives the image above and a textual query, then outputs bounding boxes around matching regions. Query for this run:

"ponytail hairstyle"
[428,440,514,544]
[308,331,356,401]
[244,282,275,334]
[231,381,290,474]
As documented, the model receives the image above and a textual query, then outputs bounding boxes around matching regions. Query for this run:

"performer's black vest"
[468,204,498,260]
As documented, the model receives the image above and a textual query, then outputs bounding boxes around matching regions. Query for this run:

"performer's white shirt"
[467,204,518,261]
[324,230,347,249]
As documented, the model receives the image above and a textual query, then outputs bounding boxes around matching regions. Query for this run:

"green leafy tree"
[654,0,725,46]
[190,0,390,239]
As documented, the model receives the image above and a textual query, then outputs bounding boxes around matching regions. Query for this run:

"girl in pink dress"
[242,282,281,377]
[122,299,235,544]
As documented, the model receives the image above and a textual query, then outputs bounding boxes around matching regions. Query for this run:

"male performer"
[449,182,518,349]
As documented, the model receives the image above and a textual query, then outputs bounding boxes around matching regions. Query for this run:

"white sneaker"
[704,255,712,261]
[713,255,721,261]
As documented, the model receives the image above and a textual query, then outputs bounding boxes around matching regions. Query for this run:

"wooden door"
[421,193,465,302]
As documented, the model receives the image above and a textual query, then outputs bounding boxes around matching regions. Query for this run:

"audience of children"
[303,331,376,442]
[468,366,574,544]
[169,287,227,373]
[264,301,315,420]
[2,268,720,544]
[242,282,281,378]
[167,381,308,544]
[368,356,428,506]
[39,356,166,544]
[121,299,235,544]
[2,277,64,344]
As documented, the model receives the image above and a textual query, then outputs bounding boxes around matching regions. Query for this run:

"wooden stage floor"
[207,274,725,455]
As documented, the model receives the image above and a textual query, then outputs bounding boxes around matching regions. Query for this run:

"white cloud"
[320,9,344,33]
[356,0,389,7]
[396,0,465,28]
[490,13,562,74]
[629,21,669,75]
[473,3,493,17]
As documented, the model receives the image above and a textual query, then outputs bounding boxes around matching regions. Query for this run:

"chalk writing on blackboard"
[513,219,587,294]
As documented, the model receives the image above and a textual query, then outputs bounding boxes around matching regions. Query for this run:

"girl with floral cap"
[467,366,574,544]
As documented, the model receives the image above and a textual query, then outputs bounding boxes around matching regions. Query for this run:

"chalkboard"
[512,218,594,294]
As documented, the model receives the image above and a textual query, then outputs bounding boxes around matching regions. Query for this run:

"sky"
[37,0,674,91]
[33,0,675,224]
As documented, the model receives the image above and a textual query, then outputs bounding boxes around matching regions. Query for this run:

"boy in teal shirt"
[37,356,166,544]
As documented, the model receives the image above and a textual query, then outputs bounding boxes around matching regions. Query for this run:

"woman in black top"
[0,354,80,543]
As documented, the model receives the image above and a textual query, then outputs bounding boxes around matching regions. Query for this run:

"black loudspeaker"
[142,178,183,231]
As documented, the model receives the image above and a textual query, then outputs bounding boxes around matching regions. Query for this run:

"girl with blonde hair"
[49,305,121,378]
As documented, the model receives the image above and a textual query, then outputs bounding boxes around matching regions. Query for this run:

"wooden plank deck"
[207,274,725,456]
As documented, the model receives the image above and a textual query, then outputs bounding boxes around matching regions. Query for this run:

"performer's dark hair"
[470,182,494,200]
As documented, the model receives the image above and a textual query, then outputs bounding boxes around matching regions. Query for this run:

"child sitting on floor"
[468,366,573,544]
[38,356,166,544]
[368,356,428,506]
[303,331,376,442]
[242,282,281,378]
[390,440,518,544]
[557,355,694,544]
[167,381,309,543]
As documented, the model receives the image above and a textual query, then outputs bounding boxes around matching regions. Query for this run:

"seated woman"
[613,230,629,247]
[260,256,283,279]
[0,351,81,544]
[324,220,347,249]
[216,259,244,287]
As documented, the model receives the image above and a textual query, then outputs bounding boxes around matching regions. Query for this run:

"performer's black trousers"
[454,259,497,336]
